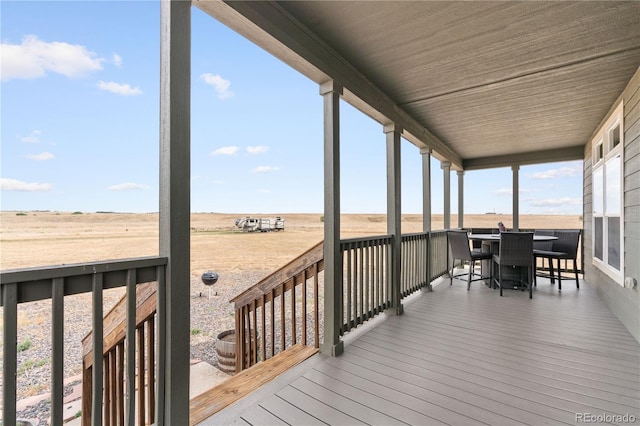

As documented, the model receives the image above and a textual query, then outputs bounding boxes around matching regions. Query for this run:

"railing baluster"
[147,316,155,424]
[2,282,18,426]
[252,299,258,365]
[137,324,145,425]
[104,353,111,426]
[345,247,352,333]
[364,241,370,320]
[261,294,267,361]
[117,342,124,425]
[302,270,307,346]
[280,283,285,351]
[125,269,136,426]
[291,279,296,345]
[373,242,378,314]
[155,264,166,426]
[51,277,65,425]
[270,288,275,358]
[235,305,243,372]
[314,269,319,348]
[359,243,364,325]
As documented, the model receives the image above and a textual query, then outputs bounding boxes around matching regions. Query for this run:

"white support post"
[320,80,344,357]
[457,170,464,229]
[420,147,433,291]
[159,0,191,422]
[512,165,520,231]
[421,148,432,232]
[442,161,451,230]
[385,124,403,315]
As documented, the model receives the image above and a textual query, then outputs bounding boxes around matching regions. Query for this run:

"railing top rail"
[400,231,431,239]
[1,256,168,284]
[230,241,323,307]
[0,256,167,305]
[340,234,393,245]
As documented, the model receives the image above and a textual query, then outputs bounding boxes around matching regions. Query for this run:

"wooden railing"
[230,241,324,372]
[340,235,392,334]
[0,256,167,426]
[0,229,459,424]
[429,230,450,280]
[400,232,430,297]
[230,230,453,374]
[81,282,158,426]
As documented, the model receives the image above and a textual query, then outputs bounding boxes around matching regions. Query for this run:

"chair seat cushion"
[470,249,492,260]
[534,249,570,258]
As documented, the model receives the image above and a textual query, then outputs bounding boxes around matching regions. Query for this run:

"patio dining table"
[468,233,557,288]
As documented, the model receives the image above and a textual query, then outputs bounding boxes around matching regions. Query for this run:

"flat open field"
[0,211,582,274]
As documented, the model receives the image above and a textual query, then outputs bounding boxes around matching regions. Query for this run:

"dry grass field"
[0,211,582,274]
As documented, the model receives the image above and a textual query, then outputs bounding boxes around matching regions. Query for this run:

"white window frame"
[591,102,624,284]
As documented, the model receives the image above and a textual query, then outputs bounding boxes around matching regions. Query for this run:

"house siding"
[584,67,640,342]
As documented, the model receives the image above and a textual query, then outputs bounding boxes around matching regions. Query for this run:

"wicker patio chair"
[534,230,580,290]
[492,232,534,298]
[447,230,493,290]
[533,229,555,285]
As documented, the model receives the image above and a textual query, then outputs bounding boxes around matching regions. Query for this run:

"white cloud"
[112,53,122,67]
[211,146,240,156]
[0,178,53,192]
[495,188,512,196]
[97,81,142,96]
[21,130,42,143]
[26,152,54,161]
[495,188,533,196]
[529,197,581,207]
[530,166,580,180]
[247,145,269,155]
[1,35,104,81]
[200,73,233,99]
[252,166,279,174]
[108,182,149,191]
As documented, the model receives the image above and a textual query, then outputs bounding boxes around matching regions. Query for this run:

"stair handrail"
[230,240,324,372]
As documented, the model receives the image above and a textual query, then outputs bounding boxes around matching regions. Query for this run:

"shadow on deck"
[200,277,640,425]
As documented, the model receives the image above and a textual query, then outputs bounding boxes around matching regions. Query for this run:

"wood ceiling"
[196,1,640,170]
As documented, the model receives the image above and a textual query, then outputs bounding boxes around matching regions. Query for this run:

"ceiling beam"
[462,146,585,171]
[194,0,463,169]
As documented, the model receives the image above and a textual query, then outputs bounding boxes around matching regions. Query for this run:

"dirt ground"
[0,211,582,274]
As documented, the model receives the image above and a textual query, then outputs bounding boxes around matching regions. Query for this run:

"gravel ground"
[3,270,267,424]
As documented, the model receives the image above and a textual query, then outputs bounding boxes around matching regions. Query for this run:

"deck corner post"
[159,0,191,422]
[457,170,464,229]
[441,161,451,230]
[385,123,403,316]
[421,148,433,291]
[512,164,520,231]
[320,80,345,357]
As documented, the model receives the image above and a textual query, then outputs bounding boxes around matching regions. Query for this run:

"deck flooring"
[201,277,640,425]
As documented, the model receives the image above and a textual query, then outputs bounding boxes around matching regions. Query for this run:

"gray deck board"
[290,376,405,425]
[364,325,639,408]
[201,279,640,426]
[237,406,285,426]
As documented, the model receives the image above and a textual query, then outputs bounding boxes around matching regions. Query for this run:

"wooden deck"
[200,277,640,425]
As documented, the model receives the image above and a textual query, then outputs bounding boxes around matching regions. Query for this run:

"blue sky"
[1,1,583,215]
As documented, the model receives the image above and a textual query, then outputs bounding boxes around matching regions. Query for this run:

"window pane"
[593,168,603,215]
[594,217,603,261]
[605,155,621,215]
[611,125,620,148]
[607,216,620,270]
